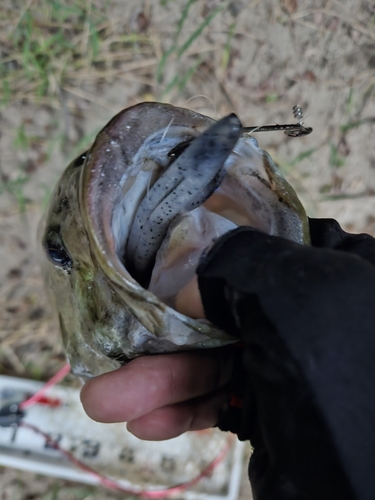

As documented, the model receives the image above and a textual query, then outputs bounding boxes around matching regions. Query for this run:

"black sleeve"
[309,218,375,266]
[197,224,375,500]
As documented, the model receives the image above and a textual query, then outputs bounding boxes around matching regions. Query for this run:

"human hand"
[80,273,233,441]
[80,345,232,441]
[82,218,375,443]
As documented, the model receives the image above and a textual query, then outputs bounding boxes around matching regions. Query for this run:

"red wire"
[20,421,232,497]
[19,363,71,409]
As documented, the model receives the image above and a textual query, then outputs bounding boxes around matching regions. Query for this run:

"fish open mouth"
[83,104,306,312]
[112,116,284,308]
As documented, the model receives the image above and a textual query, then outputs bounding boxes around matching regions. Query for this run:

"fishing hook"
[242,105,312,137]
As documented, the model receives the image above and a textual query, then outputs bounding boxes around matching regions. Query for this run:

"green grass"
[281,148,317,172]
[0,0,153,106]
[221,22,236,70]
[1,0,233,106]
[265,93,279,103]
[329,142,345,168]
[39,484,97,500]
[340,117,375,132]
[0,0,234,217]
[13,121,47,151]
[13,122,29,150]
[156,1,224,97]
[0,0,232,196]
[0,174,30,212]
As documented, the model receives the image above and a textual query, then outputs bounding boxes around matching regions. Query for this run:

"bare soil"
[0,0,374,498]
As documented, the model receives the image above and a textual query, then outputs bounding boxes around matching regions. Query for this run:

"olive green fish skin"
[41,102,309,380]
[42,160,126,378]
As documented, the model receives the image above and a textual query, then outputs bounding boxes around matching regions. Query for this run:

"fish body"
[41,103,309,379]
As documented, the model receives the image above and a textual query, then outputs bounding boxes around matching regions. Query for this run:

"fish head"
[41,102,309,379]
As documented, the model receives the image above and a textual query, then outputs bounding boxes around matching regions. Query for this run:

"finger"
[80,349,232,424]
[127,389,229,441]
[175,276,205,318]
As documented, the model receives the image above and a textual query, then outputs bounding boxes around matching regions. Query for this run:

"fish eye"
[72,151,87,168]
[43,232,72,269]
[45,244,72,268]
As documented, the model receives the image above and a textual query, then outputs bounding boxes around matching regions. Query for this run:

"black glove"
[197,219,375,500]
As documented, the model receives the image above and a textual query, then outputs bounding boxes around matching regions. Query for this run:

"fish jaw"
[40,163,123,378]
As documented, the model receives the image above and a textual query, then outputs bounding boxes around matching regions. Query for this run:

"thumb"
[175,276,205,319]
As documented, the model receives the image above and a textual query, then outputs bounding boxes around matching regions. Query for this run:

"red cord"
[20,422,232,497]
[19,363,71,409]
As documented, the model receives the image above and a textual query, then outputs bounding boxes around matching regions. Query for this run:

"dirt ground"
[0,0,374,498]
